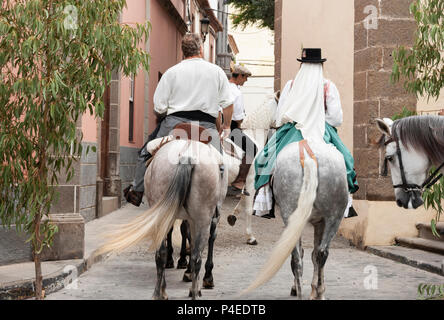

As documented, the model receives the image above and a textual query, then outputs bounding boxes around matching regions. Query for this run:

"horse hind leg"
[202,209,220,289]
[188,226,210,299]
[165,227,174,269]
[290,239,304,299]
[153,241,168,300]
[181,221,193,282]
[311,218,341,300]
[177,220,189,270]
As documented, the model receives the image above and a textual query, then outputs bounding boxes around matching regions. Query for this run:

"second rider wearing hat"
[226,64,258,196]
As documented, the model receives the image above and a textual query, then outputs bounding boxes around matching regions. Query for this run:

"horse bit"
[381,133,444,193]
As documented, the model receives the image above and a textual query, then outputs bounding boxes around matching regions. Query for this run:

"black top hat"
[297,48,327,63]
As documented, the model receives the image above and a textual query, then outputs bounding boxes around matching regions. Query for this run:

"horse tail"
[95,157,194,257]
[242,157,318,295]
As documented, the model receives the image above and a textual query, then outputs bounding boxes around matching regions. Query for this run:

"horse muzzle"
[396,189,423,209]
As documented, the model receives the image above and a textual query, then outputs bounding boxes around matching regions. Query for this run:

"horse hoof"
[291,287,297,296]
[202,278,214,289]
[165,259,174,269]
[152,294,168,300]
[189,290,202,298]
[247,239,258,245]
[177,258,188,269]
[227,215,237,226]
[183,272,192,282]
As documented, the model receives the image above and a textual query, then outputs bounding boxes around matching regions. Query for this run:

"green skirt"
[254,122,359,193]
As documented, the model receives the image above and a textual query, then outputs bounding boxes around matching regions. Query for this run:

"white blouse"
[277,78,343,128]
[229,82,246,121]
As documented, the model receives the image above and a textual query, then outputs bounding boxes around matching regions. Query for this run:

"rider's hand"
[221,127,231,140]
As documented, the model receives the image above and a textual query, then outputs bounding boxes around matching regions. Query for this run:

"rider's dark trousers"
[229,128,258,165]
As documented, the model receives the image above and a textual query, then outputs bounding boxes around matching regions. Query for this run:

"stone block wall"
[50,142,98,223]
[120,146,140,205]
[79,142,98,222]
[353,0,417,201]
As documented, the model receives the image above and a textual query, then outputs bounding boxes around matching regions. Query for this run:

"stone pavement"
[1,196,444,300]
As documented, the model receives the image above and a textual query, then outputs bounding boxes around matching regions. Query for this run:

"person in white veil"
[253,48,358,219]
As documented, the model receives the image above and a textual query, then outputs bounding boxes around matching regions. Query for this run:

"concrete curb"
[0,250,110,300]
[366,246,444,277]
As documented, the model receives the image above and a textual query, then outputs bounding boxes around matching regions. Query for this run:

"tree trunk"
[34,251,43,300]
[34,214,43,300]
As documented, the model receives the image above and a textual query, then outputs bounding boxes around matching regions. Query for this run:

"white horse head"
[376,116,444,209]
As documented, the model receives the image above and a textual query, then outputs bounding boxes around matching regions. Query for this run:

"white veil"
[275,63,325,142]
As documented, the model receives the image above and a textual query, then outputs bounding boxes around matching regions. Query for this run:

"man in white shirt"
[124,33,234,206]
[227,65,258,196]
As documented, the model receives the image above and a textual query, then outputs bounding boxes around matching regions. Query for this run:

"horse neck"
[395,116,444,167]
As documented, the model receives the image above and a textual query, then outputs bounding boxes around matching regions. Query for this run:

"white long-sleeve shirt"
[276,78,343,127]
[229,82,245,121]
[153,58,233,119]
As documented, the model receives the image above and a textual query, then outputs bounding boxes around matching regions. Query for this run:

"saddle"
[145,123,214,167]
[171,123,212,144]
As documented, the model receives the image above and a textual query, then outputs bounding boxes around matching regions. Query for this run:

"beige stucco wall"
[417,90,444,114]
[228,7,275,116]
[281,0,354,151]
[339,200,443,247]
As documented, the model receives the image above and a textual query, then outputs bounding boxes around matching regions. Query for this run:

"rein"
[382,136,444,192]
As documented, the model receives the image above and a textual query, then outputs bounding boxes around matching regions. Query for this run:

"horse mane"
[241,94,276,130]
[392,115,444,166]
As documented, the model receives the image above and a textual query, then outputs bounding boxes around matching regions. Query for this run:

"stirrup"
[228,185,250,196]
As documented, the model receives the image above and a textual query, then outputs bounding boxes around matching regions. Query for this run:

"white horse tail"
[242,157,318,295]
[95,157,195,257]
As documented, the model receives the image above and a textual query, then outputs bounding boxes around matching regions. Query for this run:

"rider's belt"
[298,140,318,168]
[170,111,216,124]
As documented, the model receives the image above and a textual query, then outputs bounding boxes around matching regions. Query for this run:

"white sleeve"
[325,81,343,127]
[269,98,279,127]
[218,69,234,109]
[232,92,245,121]
[276,80,292,117]
[153,72,171,115]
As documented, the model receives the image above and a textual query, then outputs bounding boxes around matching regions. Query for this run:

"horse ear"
[376,118,392,136]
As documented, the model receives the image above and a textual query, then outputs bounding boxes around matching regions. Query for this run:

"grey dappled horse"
[376,115,444,209]
[96,140,227,300]
[242,139,349,300]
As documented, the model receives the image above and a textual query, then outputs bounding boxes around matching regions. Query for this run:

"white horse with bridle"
[224,93,278,245]
[376,115,444,208]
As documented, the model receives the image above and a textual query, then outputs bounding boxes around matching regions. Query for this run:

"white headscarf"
[275,63,325,142]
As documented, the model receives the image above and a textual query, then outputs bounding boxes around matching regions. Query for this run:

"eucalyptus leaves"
[391,0,444,101]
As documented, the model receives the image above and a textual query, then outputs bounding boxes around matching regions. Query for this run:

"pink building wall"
[80,0,148,147]
[147,0,183,133]
[81,111,97,143]
[120,0,147,148]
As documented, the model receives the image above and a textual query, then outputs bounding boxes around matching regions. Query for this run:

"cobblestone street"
[46,197,444,300]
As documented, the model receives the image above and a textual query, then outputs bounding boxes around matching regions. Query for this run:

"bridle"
[381,134,444,193]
